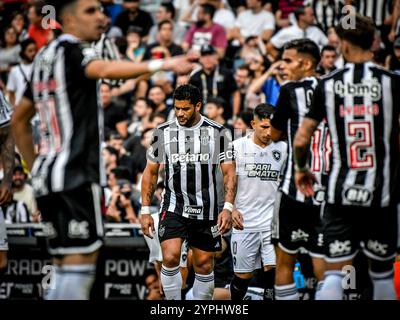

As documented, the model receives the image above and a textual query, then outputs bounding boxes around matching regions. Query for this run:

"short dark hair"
[236,64,251,74]
[206,96,225,109]
[30,0,47,16]
[161,1,176,19]
[321,45,337,55]
[20,38,36,60]
[173,84,202,106]
[335,13,375,50]
[253,103,275,120]
[294,5,307,21]
[200,4,216,19]
[284,38,321,67]
[110,166,131,181]
[46,0,78,21]
[104,146,119,158]
[158,19,173,31]
[238,110,253,128]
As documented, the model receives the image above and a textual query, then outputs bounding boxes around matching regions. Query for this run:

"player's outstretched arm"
[140,161,160,239]
[11,97,36,171]
[85,54,198,80]
[293,117,319,197]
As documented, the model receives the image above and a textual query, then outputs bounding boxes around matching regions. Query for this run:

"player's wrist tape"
[140,206,151,215]
[148,59,164,73]
[294,163,309,173]
[223,202,233,213]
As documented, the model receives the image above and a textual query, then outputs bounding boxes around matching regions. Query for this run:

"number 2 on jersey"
[348,121,375,169]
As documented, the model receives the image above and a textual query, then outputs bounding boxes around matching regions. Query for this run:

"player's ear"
[250,119,255,129]
[195,102,202,112]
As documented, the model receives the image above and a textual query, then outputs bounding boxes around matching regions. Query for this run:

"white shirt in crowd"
[6,63,33,105]
[270,24,328,49]
[233,134,287,233]
[235,9,276,38]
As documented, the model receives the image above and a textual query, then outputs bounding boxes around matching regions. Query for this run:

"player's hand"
[295,170,317,197]
[217,209,232,235]
[232,209,244,230]
[0,185,12,205]
[162,53,199,74]
[140,214,155,239]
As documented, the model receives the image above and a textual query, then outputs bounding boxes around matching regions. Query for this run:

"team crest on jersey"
[158,224,165,237]
[272,150,281,162]
[199,131,210,145]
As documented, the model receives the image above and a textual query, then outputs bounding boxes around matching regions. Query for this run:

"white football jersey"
[233,134,287,233]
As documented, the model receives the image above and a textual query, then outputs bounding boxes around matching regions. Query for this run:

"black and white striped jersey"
[147,116,235,221]
[271,77,331,205]
[0,89,12,129]
[23,34,106,197]
[356,0,392,27]
[306,61,400,207]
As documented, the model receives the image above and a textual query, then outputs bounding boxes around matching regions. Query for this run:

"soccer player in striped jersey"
[12,0,196,300]
[294,14,400,300]
[140,84,237,300]
[0,89,15,274]
[229,104,287,301]
[270,39,330,300]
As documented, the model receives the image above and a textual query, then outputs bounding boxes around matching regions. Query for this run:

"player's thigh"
[36,183,103,256]
[187,219,221,253]
[362,204,398,262]
[261,230,276,267]
[322,203,358,264]
[231,232,261,273]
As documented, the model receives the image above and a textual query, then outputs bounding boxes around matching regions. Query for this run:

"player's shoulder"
[156,119,176,131]
[270,140,287,151]
[368,62,400,79]
[233,135,249,147]
[319,66,350,82]
[203,117,225,130]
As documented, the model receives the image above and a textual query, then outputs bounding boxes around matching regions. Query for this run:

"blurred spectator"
[101,83,129,139]
[106,181,139,223]
[130,128,154,177]
[106,132,134,171]
[204,96,234,132]
[316,45,337,76]
[125,26,146,62]
[247,60,283,107]
[230,0,275,44]
[182,3,228,58]
[148,85,173,119]
[189,44,239,119]
[12,164,40,222]
[127,97,155,137]
[115,0,154,39]
[386,36,400,73]
[143,268,163,300]
[148,1,187,45]
[101,0,124,25]
[0,25,21,83]
[6,38,37,107]
[27,0,52,49]
[10,11,28,42]
[4,199,30,223]
[234,64,252,112]
[275,0,304,28]
[144,20,184,61]
[102,145,119,175]
[233,109,253,138]
[267,5,328,61]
